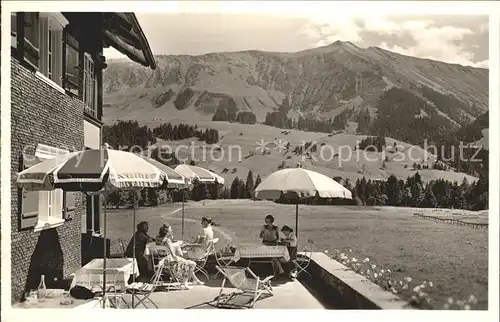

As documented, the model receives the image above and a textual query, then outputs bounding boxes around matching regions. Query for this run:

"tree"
[402,187,412,207]
[420,186,438,208]
[255,174,262,189]
[139,188,149,206]
[238,179,246,199]
[148,188,160,206]
[230,177,241,199]
[127,190,140,209]
[385,175,401,206]
[410,182,424,207]
[245,170,255,199]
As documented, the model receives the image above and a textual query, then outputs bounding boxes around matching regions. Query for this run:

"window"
[48,27,53,79]
[83,53,98,117]
[38,13,65,87]
[23,12,40,68]
[19,144,71,231]
[64,32,80,95]
[11,13,17,48]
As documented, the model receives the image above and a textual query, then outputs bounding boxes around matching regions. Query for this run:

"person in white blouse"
[198,217,214,250]
[183,217,215,259]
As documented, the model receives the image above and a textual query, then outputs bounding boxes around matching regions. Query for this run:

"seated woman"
[155,224,183,256]
[125,221,154,279]
[280,225,298,278]
[259,214,280,245]
[259,215,285,275]
[183,217,214,259]
[155,223,205,289]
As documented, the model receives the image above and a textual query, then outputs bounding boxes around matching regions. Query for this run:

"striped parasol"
[16,147,182,308]
[173,164,225,239]
[17,148,169,192]
[174,164,225,184]
[255,168,352,239]
[137,154,188,189]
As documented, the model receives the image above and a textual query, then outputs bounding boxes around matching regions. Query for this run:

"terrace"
[13,251,406,310]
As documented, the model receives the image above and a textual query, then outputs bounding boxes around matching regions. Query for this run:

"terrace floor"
[13,276,326,309]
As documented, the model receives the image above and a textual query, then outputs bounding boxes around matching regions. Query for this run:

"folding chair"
[292,239,314,278]
[100,268,130,309]
[109,239,126,258]
[126,258,164,308]
[213,245,235,279]
[215,266,274,309]
[192,238,218,281]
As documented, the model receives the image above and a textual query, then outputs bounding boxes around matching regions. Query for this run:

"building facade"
[10,12,156,302]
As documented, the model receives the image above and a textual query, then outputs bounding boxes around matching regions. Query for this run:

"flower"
[363,258,370,263]
[380,269,385,274]
[447,297,454,305]
[417,291,428,298]
[349,248,352,253]
[413,286,421,293]
[373,273,378,278]
[468,294,477,304]
[428,281,433,287]
[464,304,471,310]
[324,250,329,254]
[371,264,376,269]
[399,280,403,286]
[351,257,358,263]
[405,277,412,283]
[386,269,391,274]
[402,284,408,290]
[367,269,371,275]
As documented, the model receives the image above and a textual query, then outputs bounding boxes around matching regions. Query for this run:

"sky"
[101,2,489,68]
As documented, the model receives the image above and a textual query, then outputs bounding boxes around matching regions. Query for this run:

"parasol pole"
[181,189,185,240]
[295,202,299,239]
[102,187,107,308]
[132,189,137,308]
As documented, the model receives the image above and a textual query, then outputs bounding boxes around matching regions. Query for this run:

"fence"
[412,212,488,229]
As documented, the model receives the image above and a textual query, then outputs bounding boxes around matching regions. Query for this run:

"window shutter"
[19,154,41,230]
[63,191,77,218]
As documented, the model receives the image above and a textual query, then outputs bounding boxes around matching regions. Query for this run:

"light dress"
[156,237,196,282]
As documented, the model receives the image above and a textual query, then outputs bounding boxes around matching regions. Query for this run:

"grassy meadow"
[105,199,488,309]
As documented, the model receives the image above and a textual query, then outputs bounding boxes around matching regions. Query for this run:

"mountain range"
[103,41,488,143]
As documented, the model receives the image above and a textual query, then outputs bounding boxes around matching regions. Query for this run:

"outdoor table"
[70,258,139,292]
[145,241,183,256]
[12,289,90,308]
[233,245,290,263]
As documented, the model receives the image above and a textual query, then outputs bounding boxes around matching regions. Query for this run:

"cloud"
[298,15,488,68]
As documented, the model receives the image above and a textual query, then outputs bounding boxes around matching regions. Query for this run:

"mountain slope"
[103,41,488,147]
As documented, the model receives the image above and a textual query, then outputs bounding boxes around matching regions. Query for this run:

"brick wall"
[10,58,85,303]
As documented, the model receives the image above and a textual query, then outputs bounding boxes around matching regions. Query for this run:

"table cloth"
[233,245,290,262]
[70,258,139,292]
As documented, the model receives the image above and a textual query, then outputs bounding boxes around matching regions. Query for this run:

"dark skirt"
[287,246,297,260]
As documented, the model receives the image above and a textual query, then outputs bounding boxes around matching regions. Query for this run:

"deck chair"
[149,248,182,290]
[213,245,235,279]
[193,238,218,281]
[292,239,314,279]
[215,266,274,309]
[126,258,165,308]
